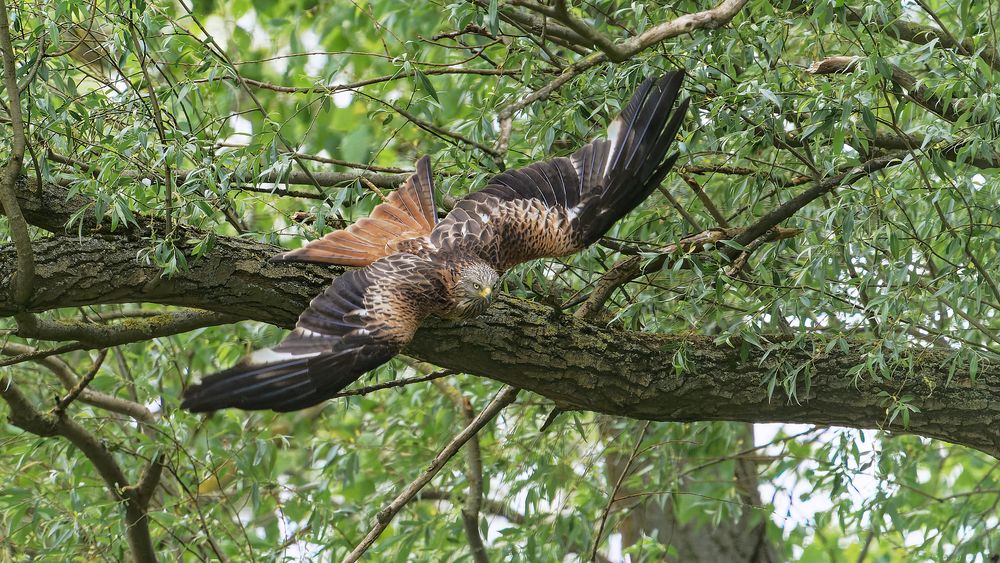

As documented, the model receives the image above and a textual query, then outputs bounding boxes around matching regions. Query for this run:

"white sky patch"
[697,107,712,127]
[223,115,254,146]
[384,88,403,103]
[235,9,273,51]
[203,15,228,50]
[269,48,290,75]
[756,424,883,543]
[333,90,354,108]
[300,30,327,76]
[229,115,253,136]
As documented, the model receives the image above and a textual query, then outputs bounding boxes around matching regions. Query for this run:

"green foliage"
[1,0,998,560]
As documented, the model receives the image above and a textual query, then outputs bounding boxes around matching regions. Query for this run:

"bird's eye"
[473,283,481,290]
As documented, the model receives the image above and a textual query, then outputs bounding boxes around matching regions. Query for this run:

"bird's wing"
[433,71,689,272]
[272,156,438,266]
[181,253,446,412]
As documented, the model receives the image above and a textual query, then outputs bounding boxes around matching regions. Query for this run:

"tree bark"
[2,182,998,457]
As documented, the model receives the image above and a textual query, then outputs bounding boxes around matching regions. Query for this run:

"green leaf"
[413,69,438,102]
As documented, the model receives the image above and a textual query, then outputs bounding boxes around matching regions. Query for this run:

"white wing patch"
[605,118,623,175]
[249,348,321,365]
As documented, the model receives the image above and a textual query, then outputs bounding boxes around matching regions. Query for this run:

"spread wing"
[272,156,438,266]
[181,253,446,412]
[432,71,689,271]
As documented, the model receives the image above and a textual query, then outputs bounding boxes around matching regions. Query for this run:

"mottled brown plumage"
[181,71,689,412]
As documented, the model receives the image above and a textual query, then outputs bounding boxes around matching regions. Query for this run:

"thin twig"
[344,386,519,562]
[432,379,490,563]
[189,67,518,94]
[729,153,903,254]
[590,421,650,561]
[1,342,154,422]
[329,370,455,399]
[681,174,730,227]
[53,348,108,416]
[128,27,174,236]
[657,184,703,231]
[0,377,160,561]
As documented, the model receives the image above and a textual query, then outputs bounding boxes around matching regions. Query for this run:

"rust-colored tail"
[272,156,437,266]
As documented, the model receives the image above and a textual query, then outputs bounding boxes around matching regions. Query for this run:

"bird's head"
[453,261,499,318]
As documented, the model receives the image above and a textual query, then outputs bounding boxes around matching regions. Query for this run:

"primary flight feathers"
[181,70,690,413]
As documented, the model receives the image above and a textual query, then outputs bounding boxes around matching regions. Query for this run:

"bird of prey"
[181,70,689,412]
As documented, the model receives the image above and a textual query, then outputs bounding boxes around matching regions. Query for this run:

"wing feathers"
[182,254,444,412]
[443,70,688,269]
[272,156,438,266]
[184,72,688,414]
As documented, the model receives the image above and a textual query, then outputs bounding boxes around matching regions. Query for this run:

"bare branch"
[617,0,750,59]
[0,377,159,561]
[494,0,747,156]
[0,311,240,368]
[681,175,731,228]
[192,67,519,94]
[657,184,704,231]
[575,226,802,318]
[590,421,650,559]
[574,255,641,321]
[53,348,108,416]
[344,386,519,562]
[731,153,903,250]
[1,342,154,422]
[14,310,240,345]
[514,0,749,62]
[867,131,1000,170]
[844,8,1000,72]
[431,378,490,563]
[496,51,607,155]
[806,56,964,123]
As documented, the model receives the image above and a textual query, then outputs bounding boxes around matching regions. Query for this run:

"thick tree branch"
[0,226,996,456]
[0,0,33,306]
[1,182,997,456]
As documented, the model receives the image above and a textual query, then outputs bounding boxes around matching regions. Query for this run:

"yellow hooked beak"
[479,286,492,299]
